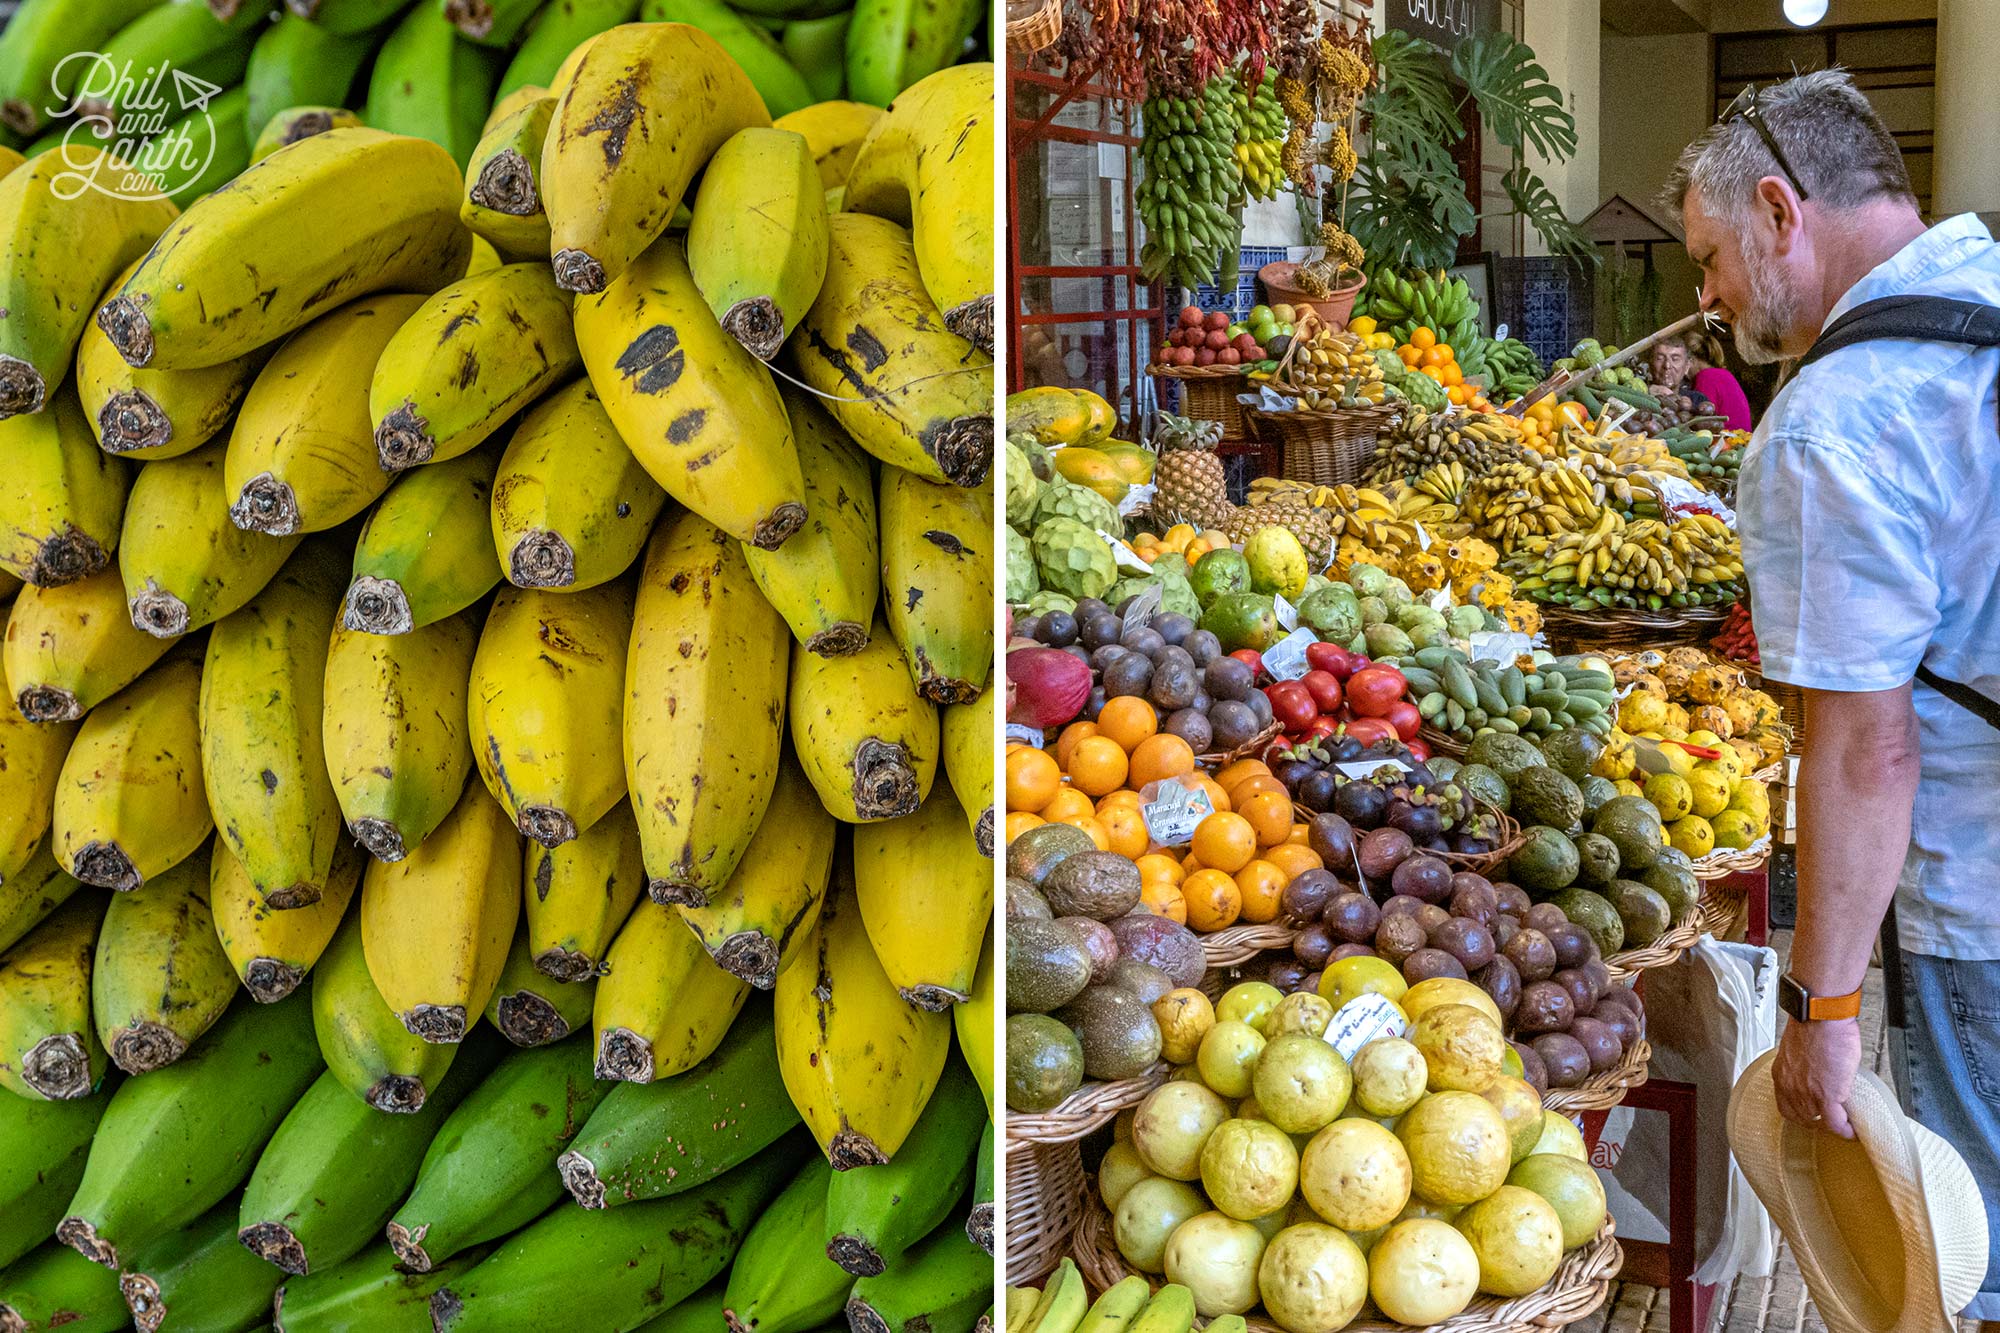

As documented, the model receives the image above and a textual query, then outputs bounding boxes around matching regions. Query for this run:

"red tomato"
[1404,737,1431,762]
[1306,715,1343,740]
[1301,669,1343,714]
[1385,700,1422,741]
[1304,642,1348,676]
[1264,681,1317,733]
[1343,716,1398,747]
[1344,665,1408,718]
[1230,648,1265,681]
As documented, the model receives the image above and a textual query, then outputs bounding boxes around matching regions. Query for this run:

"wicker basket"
[1201,922,1297,967]
[1149,364,1251,440]
[1195,721,1283,769]
[1245,403,1399,488]
[1005,1138,1084,1285]
[1536,603,1732,655]
[1418,723,1467,759]
[1543,1035,1652,1114]
[1073,1200,1621,1332]
[1005,0,1061,52]
[1689,836,1770,882]
[1434,805,1526,879]
[1005,1065,1169,1147]
[1604,883,1749,981]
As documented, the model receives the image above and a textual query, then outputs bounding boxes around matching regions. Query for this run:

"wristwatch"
[1778,973,1863,1022]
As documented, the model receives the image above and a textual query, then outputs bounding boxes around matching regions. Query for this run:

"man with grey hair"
[1666,68,2000,1325]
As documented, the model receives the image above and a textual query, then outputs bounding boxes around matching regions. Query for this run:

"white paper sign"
[1650,474,1736,525]
[1099,531,1153,575]
[1141,781,1217,846]
[1324,991,1411,1060]
[1428,586,1454,615]
[1494,323,1510,341]
[1117,482,1157,517]
[1005,723,1045,748]
[1468,630,1532,666]
[1336,758,1411,781]
[1414,521,1433,551]
[1273,593,1300,632]
[1261,627,1320,681]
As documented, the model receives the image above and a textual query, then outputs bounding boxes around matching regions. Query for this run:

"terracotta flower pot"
[1258,262,1367,329]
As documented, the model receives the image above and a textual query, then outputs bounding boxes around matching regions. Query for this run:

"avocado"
[1604,879,1674,949]
[1456,764,1510,811]
[1577,775,1619,818]
[1190,548,1252,607]
[1463,733,1545,787]
[1573,832,1621,889]
[1511,767,1585,830]
[1509,826,1580,896]
[1639,860,1701,922]
[1006,1014,1085,1111]
[1428,757,1463,783]
[1062,985,1165,1081]
[1007,876,1053,919]
[1551,888,1626,958]
[1006,822,1097,887]
[1590,797,1662,873]
[1007,918,1094,1014]
[1041,850,1145,920]
[1201,592,1280,653]
[1540,728,1605,785]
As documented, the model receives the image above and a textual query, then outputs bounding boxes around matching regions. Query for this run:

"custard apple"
[1007,444,1043,531]
[1011,432,1055,481]
[1110,567,1199,620]
[1025,590,1078,616]
[1032,516,1117,600]
[1034,479,1119,535]
[1006,526,1040,603]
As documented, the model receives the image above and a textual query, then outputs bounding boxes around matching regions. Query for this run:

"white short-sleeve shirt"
[1736,212,2000,959]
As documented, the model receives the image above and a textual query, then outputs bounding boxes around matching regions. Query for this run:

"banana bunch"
[1484,336,1546,398]
[1136,78,1243,291]
[1006,1264,1198,1333]
[1282,327,1387,410]
[1508,509,1745,609]
[1411,460,1472,507]
[1230,67,1286,201]
[1366,267,1479,348]
[1368,409,1525,484]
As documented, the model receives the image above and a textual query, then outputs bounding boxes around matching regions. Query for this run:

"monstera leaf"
[1503,164,1591,262]
[1451,33,1577,160]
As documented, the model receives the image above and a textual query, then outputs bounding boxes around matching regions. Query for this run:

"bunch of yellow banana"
[1510,509,1744,597]
[1368,409,1525,484]
[1466,456,1673,547]
[1284,328,1387,410]
[1412,460,1472,506]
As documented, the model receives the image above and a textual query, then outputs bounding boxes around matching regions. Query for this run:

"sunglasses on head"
[1721,84,1811,202]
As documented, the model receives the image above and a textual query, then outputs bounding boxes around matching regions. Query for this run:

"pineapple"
[1150,413,1232,529]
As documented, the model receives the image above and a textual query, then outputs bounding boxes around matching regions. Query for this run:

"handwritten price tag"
[1141,781,1217,846]
[1261,628,1320,681]
[1325,992,1410,1060]
[1005,723,1045,749]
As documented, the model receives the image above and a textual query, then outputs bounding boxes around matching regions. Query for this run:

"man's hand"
[1772,1016,1861,1138]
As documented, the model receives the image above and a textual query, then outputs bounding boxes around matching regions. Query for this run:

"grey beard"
[1733,241,1805,365]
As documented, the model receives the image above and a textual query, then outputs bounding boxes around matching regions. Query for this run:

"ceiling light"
[1784,0,1828,25]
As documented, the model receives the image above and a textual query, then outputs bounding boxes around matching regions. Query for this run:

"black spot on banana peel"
[844,327,889,372]
[470,150,542,217]
[945,293,995,355]
[16,684,82,723]
[0,355,48,417]
[20,1033,95,1100]
[280,111,336,145]
[615,325,684,394]
[236,1221,311,1277]
[96,390,174,453]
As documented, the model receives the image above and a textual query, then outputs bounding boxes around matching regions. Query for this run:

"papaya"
[1095,443,1155,486]
[1050,447,1129,505]
[1004,388,1090,446]
[1074,389,1116,442]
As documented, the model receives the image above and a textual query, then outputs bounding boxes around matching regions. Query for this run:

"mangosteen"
[1475,955,1522,1021]
[1330,734,1367,763]
[1387,800,1443,843]
[1307,813,1357,867]
[1334,781,1389,831]
[1273,759,1317,793]
[1374,912,1426,966]
[1039,610,1078,647]
[1390,855,1453,904]
[1357,828,1414,881]
[1323,892,1381,944]
[1533,1032,1591,1088]
[1503,928,1558,983]
[1431,918,1496,972]
[1281,869,1340,923]
[1544,923,1596,971]
[1568,1016,1622,1074]
[1293,923,1336,969]
[1403,948,1467,983]
[1513,1040,1549,1095]
[1449,832,1492,855]
[1298,771,1340,813]
[1090,644,1130,673]
[1516,981,1576,1035]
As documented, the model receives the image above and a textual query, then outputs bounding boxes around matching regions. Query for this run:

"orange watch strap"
[1806,989,1863,1021]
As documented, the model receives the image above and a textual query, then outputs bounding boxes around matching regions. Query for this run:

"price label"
[1099,531,1154,575]
[1261,627,1320,681]
[1494,322,1510,341]
[1273,593,1300,632]
[1005,723,1046,748]
[1414,521,1433,552]
[1428,586,1454,615]
[1324,992,1410,1060]
[1468,629,1531,666]
[1141,781,1217,846]
[1336,758,1411,781]
[1121,584,1164,630]
[1117,482,1157,517]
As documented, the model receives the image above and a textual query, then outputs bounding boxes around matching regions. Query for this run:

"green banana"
[878,463,991,703]
[483,930,594,1047]
[271,1240,492,1332]
[0,701,75,888]
[77,1,265,126]
[321,611,478,863]
[1073,1278,1151,1333]
[490,379,667,592]
[0,845,81,969]
[522,800,643,983]
[0,890,104,1102]
[120,441,303,638]
[0,1065,109,1269]
[686,127,828,358]
[428,1141,809,1332]
[0,385,129,588]
[782,13,850,101]
[0,0,168,136]
[91,847,237,1074]
[238,1032,503,1276]
[0,1242,127,1333]
[57,990,323,1269]
[280,0,410,33]
[210,838,360,1003]
[556,996,797,1208]
[591,895,749,1083]
[344,450,502,634]
[145,85,253,209]
[721,1155,854,1333]
[824,1056,982,1275]
[250,106,364,163]
[845,0,978,108]
[444,0,542,44]
[496,0,639,97]
[737,382,880,650]
[311,908,461,1114]
[639,0,815,118]
[1125,1285,1195,1333]
[969,1118,993,1255]
[370,263,581,470]
[118,1198,285,1333]
[642,1280,726,1333]
[364,5,503,170]
[386,1035,609,1272]
[844,1207,990,1333]
[460,98,553,262]
[200,539,347,907]
[244,14,379,144]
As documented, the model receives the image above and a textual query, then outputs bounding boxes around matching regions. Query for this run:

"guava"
[1299,1118,1412,1231]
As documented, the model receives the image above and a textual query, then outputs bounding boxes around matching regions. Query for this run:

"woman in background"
[1691,333,1754,430]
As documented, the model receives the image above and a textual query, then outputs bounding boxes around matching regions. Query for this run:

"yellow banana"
[462,97,555,262]
[485,83,551,134]
[940,683,993,857]
[321,610,479,863]
[676,748,834,990]
[0,841,80,956]
[370,263,582,470]
[789,213,992,488]
[523,799,644,983]
[773,100,883,188]
[485,926,595,1046]
[490,379,668,592]
[360,780,521,1044]
[877,464,992,704]
[76,261,270,461]
[250,106,365,163]
[224,293,428,536]
[469,580,633,847]
[312,906,460,1114]
[198,540,347,909]
[343,449,503,634]
[4,564,170,720]
[591,896,749,1082]
[465,234,504,276]
[211,838,361,1004]
[740,382,879,658]
[774,868,949,1167]
[541,21,770,294]
[0,891,107,1101]
[0,699,73,886]
[91,847,236,1075]
[573,236,808,549]
[0,383,129,588]
[52,653,211,894]
[789,622,938,823]
[686,127,828,358]
[853,784,989,1010]
[119,442,303,639]
[624,511,790,905]
[953,930,993,1115]
[96,128,470,371]
[842,63,994,351]
[0,145,177,417]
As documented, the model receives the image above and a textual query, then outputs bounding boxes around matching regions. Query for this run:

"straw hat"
[1728,1048,1989,1333]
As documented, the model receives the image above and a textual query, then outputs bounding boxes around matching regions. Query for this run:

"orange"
[1095,696,1159,752]
[1191,811,1257,874]
[1129,733,1196,788]
[1441,362,1463,387]
[1410,327,1437,349]
[1005,747,1061,813]
[1239,789,1296,846]
[1225,774,1288,808]
[1095,789,1145,812]
[1181,852,1203,873]
[1142,877,1188,925]
[1136,852,1186,886]
[1004,811,1045,841]
[1039,787,1094,823]
[1053,721,1100,769]
[1054,814,1111,850]
[1096,802,1150,859]
[1183,868,1244,932]
[1446,385,1469,406]
[1397,344,1422,367]
[1214,758,1271,791]
[1235,860,1288,924]
[1421,345,1450,368]
[1194,775,1233,813]
[1420,365,1445,382]
[1066,735,1129,797]
[1264,842,1324,879]
[1287,823,1312,845]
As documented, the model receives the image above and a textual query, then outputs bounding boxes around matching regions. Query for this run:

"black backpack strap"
[1915,665,2000,729]
[1798,295,2000,369]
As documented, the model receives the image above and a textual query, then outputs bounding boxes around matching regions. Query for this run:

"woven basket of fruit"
[1007,1064,1173,1146]
[1603,886,1747,981]
[1688,835,1772,882]
[1541,1035,1652,1115]
[1200,923,1300,968]
[1070,1198,1621,1333]
[1005,0,1062,52]
[1006,1139,1086,1284]
[1431,805,1526,880]
[1247,403,1400,489]
[1194,720,1284,768]
[1149,364,1253,439]
[1535,603,1732,654]
[1418,722,1468,759]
